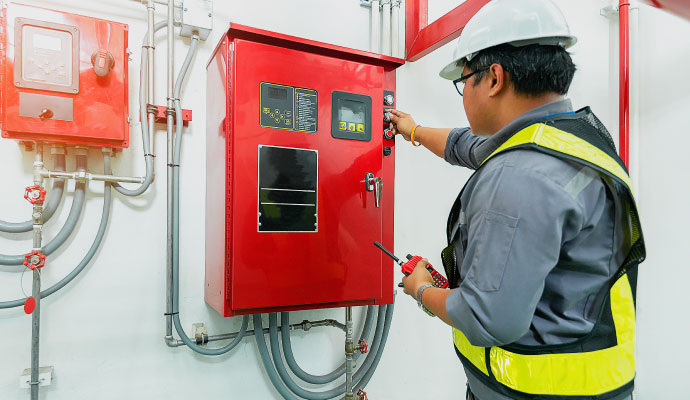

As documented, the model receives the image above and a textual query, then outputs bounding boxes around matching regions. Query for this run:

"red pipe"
[619,1,630,169]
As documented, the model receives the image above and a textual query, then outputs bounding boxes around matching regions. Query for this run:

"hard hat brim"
[438,35,577,81]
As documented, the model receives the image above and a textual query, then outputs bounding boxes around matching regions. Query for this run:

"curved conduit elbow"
[169,34,248,355]
[279,306,376,385]
[0,154,114,309]
[0,156,88,267]
[255,302,394,400]
[0,152,66,233]
[110,21,169,197]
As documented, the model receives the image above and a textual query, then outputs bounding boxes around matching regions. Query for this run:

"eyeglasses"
[453,67,490,97]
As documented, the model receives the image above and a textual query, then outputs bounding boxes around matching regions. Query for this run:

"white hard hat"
[439,0,578,80]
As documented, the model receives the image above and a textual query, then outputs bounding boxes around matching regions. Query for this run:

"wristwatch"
[416,284,436,317]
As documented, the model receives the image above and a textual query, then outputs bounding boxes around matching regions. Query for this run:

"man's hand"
[388,109,418,142]
[402,258,434,300]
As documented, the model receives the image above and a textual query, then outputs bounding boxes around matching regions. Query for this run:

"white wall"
[1,0,688,399]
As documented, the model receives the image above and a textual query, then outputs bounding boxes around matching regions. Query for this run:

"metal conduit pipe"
[110,19,167,196]
[254,305,393,400]
[0,155,88,267]
[167,318,348,347]
[391,0,401,57]
[168,34,249,355]
[254,314,301,400]
[371,0,381,53]
[268,312,351,400]
[165,0,175,345]
[279,306,376,385]
[29,145,44,400]
[0,152,113,309]
[381,0,392,56]
[0,150,66,233]
[353,300,395,393]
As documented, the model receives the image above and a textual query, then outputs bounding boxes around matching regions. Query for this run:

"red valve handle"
[358,338,368,354]
[23,250,46,270]
[357,389,368,400]
[24,185,46,204]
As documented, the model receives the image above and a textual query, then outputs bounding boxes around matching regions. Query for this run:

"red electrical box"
[205,24,403,316]
[0,3,129,147]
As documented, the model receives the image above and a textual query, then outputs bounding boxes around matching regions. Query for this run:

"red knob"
[23,251,46,270]
[24,185,46,204]
[357,389,368,400]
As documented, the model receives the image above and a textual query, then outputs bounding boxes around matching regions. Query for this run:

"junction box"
[0,2,129,147]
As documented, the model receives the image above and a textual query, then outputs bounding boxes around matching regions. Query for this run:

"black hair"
[464,43,576,97]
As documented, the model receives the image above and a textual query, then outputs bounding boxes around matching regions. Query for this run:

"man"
[389,1,645,399]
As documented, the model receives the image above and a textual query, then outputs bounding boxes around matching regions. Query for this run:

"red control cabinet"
[0,3,129,147]
[205,24,403,316]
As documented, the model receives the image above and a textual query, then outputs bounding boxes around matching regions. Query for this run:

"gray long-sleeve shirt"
[442,100,630,399]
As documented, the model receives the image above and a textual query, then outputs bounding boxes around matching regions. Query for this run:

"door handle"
[364,172,382,208]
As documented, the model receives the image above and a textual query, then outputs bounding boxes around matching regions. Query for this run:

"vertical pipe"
[345,307,354,399]
[146,0,156,166]
[371,0,381,54]
[165,0,175,342]
[391,0,400,58]
[629,1,640,191]
[29,144,44,400]
[381,0,392,56]
[619,0,630,168]
[29,269,41,400]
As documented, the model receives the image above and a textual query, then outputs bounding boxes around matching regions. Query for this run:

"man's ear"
[487,63,506,97]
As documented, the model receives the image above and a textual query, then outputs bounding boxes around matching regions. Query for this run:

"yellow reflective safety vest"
[442,108,646,399]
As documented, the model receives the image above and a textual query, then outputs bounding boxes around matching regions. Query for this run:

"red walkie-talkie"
[373,242,449,289]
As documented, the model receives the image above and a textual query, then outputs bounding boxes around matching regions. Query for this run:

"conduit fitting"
[49,145,65,156]
[164,335,179,348]
[74,147,88,157]
[23,251,46,270]
[24,186,46,205]
[40,170,146,184]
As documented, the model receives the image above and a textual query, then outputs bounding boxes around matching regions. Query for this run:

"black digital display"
[339,100,365,124]
[268,86,288,100]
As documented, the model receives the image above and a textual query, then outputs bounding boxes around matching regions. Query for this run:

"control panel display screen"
[268,86,288,100]
[21,25,74,87]
[331,91,372,142]
[260,82,318,133]
[338,100,365,125]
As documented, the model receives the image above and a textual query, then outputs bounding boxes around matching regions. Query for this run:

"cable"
[110,21,169,196]
[0,155,113,309]
[0,156,88,266]
[254,314,300,400]
[269,312,346,399]
[279,306,376,385]
[168,34,247,355]
[353,300,395,392]
[0,152,66,233]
